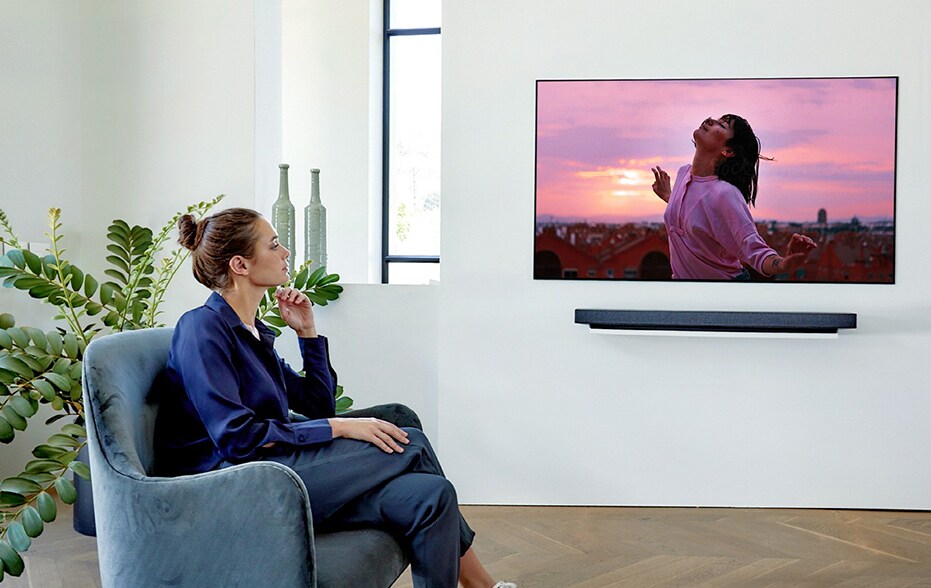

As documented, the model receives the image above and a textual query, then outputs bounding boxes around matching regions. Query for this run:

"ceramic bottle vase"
[271,163,296,274]
[304,168,327,272]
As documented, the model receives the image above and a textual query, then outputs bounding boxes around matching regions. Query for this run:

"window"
[382,0,441,284]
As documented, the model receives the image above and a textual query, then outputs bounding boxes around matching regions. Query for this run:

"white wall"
[0,0,257,478]
[4,0,931,509]
[437,0,931,508]
[0,1,85,479]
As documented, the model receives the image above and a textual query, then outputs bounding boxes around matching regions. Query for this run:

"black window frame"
[381,0,441,284]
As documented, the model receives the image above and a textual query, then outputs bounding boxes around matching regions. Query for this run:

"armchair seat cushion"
[315,529,406,587]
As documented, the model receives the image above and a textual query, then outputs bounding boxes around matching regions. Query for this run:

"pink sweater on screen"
[663,164,776,280]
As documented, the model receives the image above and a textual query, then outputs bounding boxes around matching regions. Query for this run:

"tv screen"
[534,77,897,283]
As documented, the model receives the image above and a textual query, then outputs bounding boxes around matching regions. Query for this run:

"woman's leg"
[335,472,462,587]
[265,428,478,586]
[459,548,496,588]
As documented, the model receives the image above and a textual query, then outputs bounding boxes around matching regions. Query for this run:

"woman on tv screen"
[651,114,816,280]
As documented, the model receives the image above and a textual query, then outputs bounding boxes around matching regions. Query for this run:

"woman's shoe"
[492,583,517,588]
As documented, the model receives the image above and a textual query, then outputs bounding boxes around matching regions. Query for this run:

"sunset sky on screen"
[535,78,897,223]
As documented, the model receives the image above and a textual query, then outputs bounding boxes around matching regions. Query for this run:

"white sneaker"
[492,583,517,588]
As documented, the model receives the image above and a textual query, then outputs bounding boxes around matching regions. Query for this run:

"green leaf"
[104,268,127,284]
[293,266,309,289]
[7,522,30,552]
[85,301,103,316]
[307,292,327,306]
[55,477,77,504]
[36,491,57,522]
[0,313,15,329]
[99,282,116,305]
[306,266,327,287]
[1,406,27,431]
[0,356,32,378]
[21,506,43,538]
[60,423,86,437]
[0,369,16,385]
[48,434,80,448]
[0,491,27,508]
[8,328,30,349]
[317,273,341,287]
[69,460,91,480]
[16,352,44,373]
[9,395,37,418]
[335,396,354,413]
[62,333,78,359]
[0,477,41,495]
[0,330,13,349]
[21,472,55,485]
[24,459,63,474]
[5,249,26,270]
[33,379,56,401]
[105,254,130,274]
[42,255,58,279]
[106,243,129,262]
[32,444,65,459]
[0,541,25,577]
[51,358,71,375]
[68,266,84,290]
[54,450,78,466]
[265,316,287,328]
[84,273,98,298]
[0,417,14,442]
[12,275,47,290]
[109,219,131,238]
[43,371,72,391]
[21,250,42,275]
[45,330,63,355]
[102,310,119,327]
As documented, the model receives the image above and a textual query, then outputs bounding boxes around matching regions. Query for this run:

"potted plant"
[0,199,346,580]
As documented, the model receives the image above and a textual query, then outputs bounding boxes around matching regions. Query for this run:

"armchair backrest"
[82,328,173,478]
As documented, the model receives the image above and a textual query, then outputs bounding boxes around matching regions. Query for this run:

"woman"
[651,114,816,280]
[154,208,514,588]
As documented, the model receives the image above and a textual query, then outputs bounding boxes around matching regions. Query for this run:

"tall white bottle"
[304,168,327,271]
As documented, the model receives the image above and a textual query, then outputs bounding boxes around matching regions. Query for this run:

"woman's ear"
[229,255,249,276]
[722,147,735,158]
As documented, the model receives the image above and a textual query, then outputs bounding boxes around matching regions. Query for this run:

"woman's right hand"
[328,417,410,453]
[651,166,671,202]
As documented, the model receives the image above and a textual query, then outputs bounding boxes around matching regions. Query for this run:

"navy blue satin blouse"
[155,292,337,475]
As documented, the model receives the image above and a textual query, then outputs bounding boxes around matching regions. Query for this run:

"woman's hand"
[651,166,671,202]
[276,287,317,338]
[762,233,817,276]
[328,417,410,453]
[785,233,817,258]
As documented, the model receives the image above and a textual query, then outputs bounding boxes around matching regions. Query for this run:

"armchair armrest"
[92,461,316,588]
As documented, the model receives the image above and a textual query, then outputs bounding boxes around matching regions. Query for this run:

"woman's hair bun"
[177,214,200,250]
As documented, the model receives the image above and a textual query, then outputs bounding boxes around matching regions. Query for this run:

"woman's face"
[242,217,291,288]
[693,116,735,154]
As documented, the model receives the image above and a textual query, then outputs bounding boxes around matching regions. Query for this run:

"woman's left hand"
[786,233,817,258]
[276,287,317,338]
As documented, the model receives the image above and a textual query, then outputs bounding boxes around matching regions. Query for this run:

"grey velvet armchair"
[82,327,410,587]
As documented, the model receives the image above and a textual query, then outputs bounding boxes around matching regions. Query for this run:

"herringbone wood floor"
[392,506,931,587]
[6,503,931,586]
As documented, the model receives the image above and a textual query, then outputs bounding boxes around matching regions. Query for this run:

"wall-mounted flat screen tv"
[534,77,897,283]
